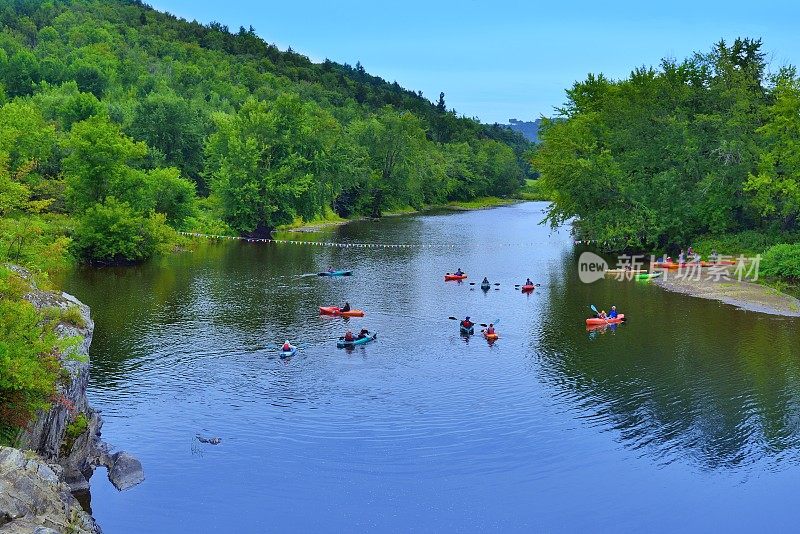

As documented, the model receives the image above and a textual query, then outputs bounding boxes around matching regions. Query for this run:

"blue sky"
[149,0,800,124]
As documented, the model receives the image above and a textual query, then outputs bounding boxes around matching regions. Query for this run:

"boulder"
[107,452,144,491]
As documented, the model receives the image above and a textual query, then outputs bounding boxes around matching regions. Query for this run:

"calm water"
[59,202,800,532]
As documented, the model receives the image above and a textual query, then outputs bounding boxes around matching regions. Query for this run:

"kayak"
[319,306,365,317]
[280,346,297,358]
[480,283,491,290]
[460,325,475,335]
[318,270,353,276]
[635,272,662,280]
[445,273,467,281]
[652,262,681,269]
[521,284,535,292]
[336,332,377,348]
[586,314,625,326]
[483,331,499,341]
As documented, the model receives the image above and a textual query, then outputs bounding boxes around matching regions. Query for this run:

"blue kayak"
[336,333,377,348]
[318,270,353,277]
[460,325,474,335]
[280,346,297,358]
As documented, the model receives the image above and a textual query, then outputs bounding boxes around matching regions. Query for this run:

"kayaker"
[678,250,685,263]
[327,266,334,272]
[281,340,293,351]
[525,278,533,286]
[461,316,474,329]
[608,306,618,319]
[341,302,351,312]
[343,330,355,342]
[687,246,694,256]
[455,268,464,276]
[486,323,496,335]
[357,328,370,340]
[599,310,608,320]
[482,277,489,285]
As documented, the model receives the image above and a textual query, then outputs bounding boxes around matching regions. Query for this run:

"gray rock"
[108,452,144,491]
[0,447,98,534]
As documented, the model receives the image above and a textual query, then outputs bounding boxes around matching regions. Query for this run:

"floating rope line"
[179,232,539,249]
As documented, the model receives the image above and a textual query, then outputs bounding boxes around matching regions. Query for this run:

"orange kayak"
[521,284,535,292]
[319,306,365,317]
[483,331,499,341]
[585,314,625,326]
[445,273,467,281]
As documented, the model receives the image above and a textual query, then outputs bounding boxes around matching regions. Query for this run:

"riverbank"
[0,266,144,533]
[653,274,800,317]
[281,197,521,233]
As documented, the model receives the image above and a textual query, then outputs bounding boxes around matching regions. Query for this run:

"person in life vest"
[455,268,464,276]
[608,306,618,319]
[357,328,370,340]
[281,340,293,351]
[461,316,474,329]
[525,278,533,286]
[343,330,355,342]
[482,277,489,285]
[486,323,496,335]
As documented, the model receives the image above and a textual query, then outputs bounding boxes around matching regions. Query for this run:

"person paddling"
[608,306,618,319]
[341,302,351,312]
[525,278,533,286]
[455,268,464,276]
[343,330,355,343]
[357,328,370,340]
[461,316,474,329]
[281,340,294,352]
[485,323,496,335]
[482,277,489,285]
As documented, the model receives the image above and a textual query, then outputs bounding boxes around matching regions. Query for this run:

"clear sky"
[149,0,800,124]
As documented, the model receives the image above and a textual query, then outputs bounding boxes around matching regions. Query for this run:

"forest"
[534,38,800,278]
[0,0,536,443]
[0,0,532,268]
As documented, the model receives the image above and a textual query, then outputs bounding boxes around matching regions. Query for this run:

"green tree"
[128,91,208,192]
[64,115,151,212]
[744,73,800,231]
[207,94,351,235]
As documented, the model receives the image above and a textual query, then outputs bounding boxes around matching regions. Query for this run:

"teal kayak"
[480,283,490,291]
[336,333,377,348]
[460,325,475,335]
[319,270,353,277]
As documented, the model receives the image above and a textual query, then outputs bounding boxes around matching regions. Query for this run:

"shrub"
[760,244,800,280]
[70,197,170,264]
[0,268,62,445]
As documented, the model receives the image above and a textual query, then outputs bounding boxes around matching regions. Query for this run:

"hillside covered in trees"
[534,38,800,276]
[0,0,532,266]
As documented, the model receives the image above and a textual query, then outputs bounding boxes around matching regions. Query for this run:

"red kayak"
[652,262,682,269]
[585,314,625,326]
[521,284,535,292]
[444,273,467,281]
[319,306,365,317]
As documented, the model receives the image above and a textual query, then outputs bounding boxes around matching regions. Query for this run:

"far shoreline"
[279,197,525,233]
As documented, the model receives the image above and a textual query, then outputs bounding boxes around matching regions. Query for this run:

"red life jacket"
[344,333,354,341]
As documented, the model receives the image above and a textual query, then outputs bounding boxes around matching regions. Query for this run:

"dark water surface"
[59,202,800,532]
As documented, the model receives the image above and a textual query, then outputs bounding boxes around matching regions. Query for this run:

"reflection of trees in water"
[62,231,421,387]
[536,248,800,470]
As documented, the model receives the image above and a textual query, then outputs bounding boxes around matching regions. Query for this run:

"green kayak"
[635,272,662,281]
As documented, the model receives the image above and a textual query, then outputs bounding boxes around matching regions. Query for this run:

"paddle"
[514,283,541,287]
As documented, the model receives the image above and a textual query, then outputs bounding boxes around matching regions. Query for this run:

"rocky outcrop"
[1,266,143,531]
[0,447,98,533]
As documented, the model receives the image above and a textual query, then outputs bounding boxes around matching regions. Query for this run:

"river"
[58,201,800,532]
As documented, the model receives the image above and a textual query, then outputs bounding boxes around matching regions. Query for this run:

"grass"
[444,196,518,210]
[515,179,552,201]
